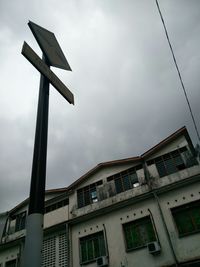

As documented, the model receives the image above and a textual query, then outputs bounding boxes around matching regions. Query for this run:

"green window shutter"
[80,231,106,263]
[165,158,176,174]
[87,239,94,261]
[80,241,88,263]
[99,235,106,256]
[125,226,133,249]
[174,211,194,235]
[146,221,156,242]
[123,217,156,250]
[93,237,100,258]
[156,161,167,177]
[191,207,200,229]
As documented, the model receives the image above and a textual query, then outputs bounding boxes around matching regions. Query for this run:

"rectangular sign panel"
[28,21,72,71]
[22,41,74,104]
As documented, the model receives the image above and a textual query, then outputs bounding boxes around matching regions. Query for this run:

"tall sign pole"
[22,21,74,267]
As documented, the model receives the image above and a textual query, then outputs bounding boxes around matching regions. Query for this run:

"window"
[45,198,69,213]
[5,260,17,267]
[172,200,200,237]
[147,147,196,178]
[80,231,106,264]
[107,165,141,194]
[42,232,68,267]
[15,211,26,232]
[77,180,103,208]
[123,216,156,251]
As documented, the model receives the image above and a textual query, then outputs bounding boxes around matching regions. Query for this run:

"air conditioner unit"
[96,256,108,267]
[147,241,161,255]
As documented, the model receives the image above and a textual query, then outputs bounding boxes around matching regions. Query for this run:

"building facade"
[0,126,200,267]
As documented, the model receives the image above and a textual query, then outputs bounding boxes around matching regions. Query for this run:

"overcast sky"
[0,0,200,212]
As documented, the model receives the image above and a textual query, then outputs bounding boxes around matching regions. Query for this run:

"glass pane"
[174,211,194,235]
[84,190,91,206]
[81,242,88,262]
[132,225,142,247]
[93,237,100,258]
[129,172,138,185]
[165,158,176,175]
[5,260,16,267]
[191,207,200,229]
[123,175,131,191]
[146,221,156,242]
[99,235,106,256]
[87,240,94,260]
[156,161,167,177]
[115,178,123,193]
[91,190,98,203]
[173,154,183,166]
[77,191,84,208]
[124,226,133,249]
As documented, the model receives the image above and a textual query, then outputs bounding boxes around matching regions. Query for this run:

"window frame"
[44,198,69,213]
[146,147,192,178]
[5,259,17,267]
[107,165,141,194]
[15,211,26,232]
[123,216,157,252]
[171,200,200,237]
[77,180,103,208]
[79,231,106,264]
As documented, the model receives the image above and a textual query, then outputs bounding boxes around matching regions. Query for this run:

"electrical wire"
[155,0,200,143]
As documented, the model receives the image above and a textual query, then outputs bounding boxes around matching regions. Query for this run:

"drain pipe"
[143,161,179,266]
[103,224,110,264]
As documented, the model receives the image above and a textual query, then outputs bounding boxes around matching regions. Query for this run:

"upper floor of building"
[1,126,200,245]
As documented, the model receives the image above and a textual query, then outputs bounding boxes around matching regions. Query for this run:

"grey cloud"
[0,0,200,212]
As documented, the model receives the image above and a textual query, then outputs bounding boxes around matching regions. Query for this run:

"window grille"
[45,199,69,214]
[80,231,106,264]
[123,216,156,251]
[42,236,56,267]
[5,260,17,267]
[77,180,103,208]
[171,200,200,236]
[107,165,141,194]
[59,233,68,267]
[42,232,69,267]
[15,211,26,232]
[147,146,197,178]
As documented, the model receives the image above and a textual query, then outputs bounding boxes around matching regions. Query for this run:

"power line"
[155,0,200,143]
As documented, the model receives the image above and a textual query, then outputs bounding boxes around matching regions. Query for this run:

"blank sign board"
[28,21,72,71]
[22,42,74,104]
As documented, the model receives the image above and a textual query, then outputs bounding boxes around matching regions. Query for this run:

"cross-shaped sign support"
[21,21,74,267]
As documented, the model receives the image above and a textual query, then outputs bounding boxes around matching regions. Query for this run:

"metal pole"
[23,54,50,267]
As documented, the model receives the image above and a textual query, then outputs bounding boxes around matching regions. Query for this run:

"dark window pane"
[123,217,156,250]
[156,161,167,177]
[123,175,131,191]
[165,158,176,174]
[80,232,106,264]
[5,260,16,267]
[174,212,194,234]
[190,207,200,229]
[99,235,106,256]
[87,240,94,260]
[80,241,87,263]
[172,201,200,236]
[84,190,90,206]
[93,237,100,258]
[115,178,123,193]
[77,190,84,208]
[129,172,138,185]
[15,212,26,232]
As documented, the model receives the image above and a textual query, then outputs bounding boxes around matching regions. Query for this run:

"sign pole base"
[22,214,43,267]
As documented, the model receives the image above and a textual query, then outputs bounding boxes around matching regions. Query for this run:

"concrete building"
[0,126,200,267]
